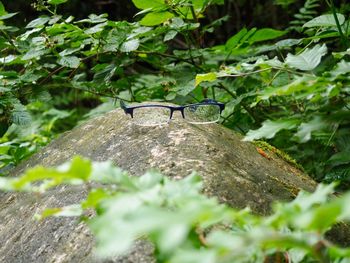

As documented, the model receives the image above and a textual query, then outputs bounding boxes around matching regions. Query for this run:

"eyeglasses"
[120,99,225,126]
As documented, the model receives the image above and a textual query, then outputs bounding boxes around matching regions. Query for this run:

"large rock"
[0,106,345,262]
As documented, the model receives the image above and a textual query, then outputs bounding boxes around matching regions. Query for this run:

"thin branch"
[0,30,19,52]
[217,83,261,123]
[39,66,65,85]
[133,50,203,70]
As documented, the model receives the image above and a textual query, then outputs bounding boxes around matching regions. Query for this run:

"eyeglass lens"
[131,104,221,126]
[184,104,221,124]
[132,107,171,126]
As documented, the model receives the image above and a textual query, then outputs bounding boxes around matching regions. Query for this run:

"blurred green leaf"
[327,151,350,167]
[140,11,174,26]
[120,38,140,52]
[303,13,345,28]
[26,16,50,28]
[285,44,327,71]
[47,0,69,5]
[249,28,287,43]
[0,1,6,16]
[195,72,217,86]
[294,116,328,143]
[0,12,18,20]
[243,119,300,141]
[225,28,248,50]
[36,204,83,220]
[132,0,165,10]
[58,56,81,68]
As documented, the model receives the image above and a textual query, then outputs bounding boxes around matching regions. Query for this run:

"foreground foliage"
[1,156,350,262]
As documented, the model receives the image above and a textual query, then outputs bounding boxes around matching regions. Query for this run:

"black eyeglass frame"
[120,99,225,123]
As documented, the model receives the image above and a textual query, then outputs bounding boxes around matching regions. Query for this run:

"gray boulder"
[0,106,346,262]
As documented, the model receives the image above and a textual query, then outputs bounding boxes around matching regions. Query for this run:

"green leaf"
[140,11,174,26]
[303,13,345,28]
[170,249,217,263]
[294,116,328,143]
[0,173,16,190]
[120,38,140,52]
[327,151,350,167]
[102,26,128,52]
[132,0,165,10]
[58,56,81,68]
[0,54,17,64]
[195,72,217,86]
[0,12,18,20]
[173,80,196,96]
[330,60,350,77]
[333,48,350,59]
[12,156,92,191]
[84,22,107,34]
[249,28,287,43]
[294,202,342,231]
[76,14,107,24]
[285,44,327,71]
[0,1,6,16]
[47,0,69,5]
[164,30,177,41]
[225,28,248,50]
[243,119,300,141]
[36,204,83,220]
[11,104,32,125]
[26,16,50,28]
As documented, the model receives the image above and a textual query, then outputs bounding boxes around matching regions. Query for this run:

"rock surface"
[0,106,346,262]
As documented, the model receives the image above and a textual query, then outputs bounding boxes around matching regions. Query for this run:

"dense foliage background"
[1,0,350,261]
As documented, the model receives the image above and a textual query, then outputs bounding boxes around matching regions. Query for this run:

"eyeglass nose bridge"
[169,106,185,120]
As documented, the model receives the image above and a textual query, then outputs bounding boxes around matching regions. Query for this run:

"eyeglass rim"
[120,99,225,125]
[121,99,224,114]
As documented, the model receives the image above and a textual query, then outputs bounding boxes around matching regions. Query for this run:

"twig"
[133,50,203,70]
[39,66,65,85]
[217,83,261,123]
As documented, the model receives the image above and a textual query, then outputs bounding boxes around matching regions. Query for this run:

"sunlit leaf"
[294,116,328,143]
[164,30,177,41]
[26,16,50,28]
[0,1,6,16]
[11,156,92,190]
[195,72,217,86]
[11,104,32,126]
[303,13,345,28]
[225,28,248,50]
[333,48,350,59]
[243,119,300,141]
[0,12,18,20]
[47,0,69,5]
[331,60,350,77]
[58,56,81,68]
[132,0,165,10]
[120,38,140,52]
[249,28,287,43]
[36,204,83,220]
[327,151,350,167]
[140,11,174,26]
[285,44,327,71]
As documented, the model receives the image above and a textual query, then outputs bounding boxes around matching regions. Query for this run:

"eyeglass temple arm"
[120,100,134,117]
[120,100,127,109]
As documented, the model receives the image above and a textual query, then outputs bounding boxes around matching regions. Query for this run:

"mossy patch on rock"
[253,140,305,172]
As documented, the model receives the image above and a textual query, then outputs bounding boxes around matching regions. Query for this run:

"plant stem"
[327,0,349,49]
